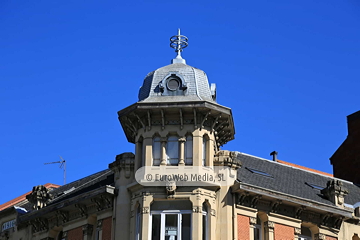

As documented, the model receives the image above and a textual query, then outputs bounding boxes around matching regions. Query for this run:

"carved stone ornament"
[210,209,216,217]
[82,224,94,236]
[97,220,103,230]
[192,206,202,213]
[249,217,257,225]
[264,221,274,229]
[294,227,301,235]
[26,185,53,210]
[142,207,149,214]
[314,233,326,240]
[213,150,242,169]
[321,180,349,207]
[166,181,176,196]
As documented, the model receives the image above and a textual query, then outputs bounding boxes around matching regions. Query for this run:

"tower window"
[153,137,161,166]
[202,137,207,166]
[166,136,179,165]
[185,135,193,165]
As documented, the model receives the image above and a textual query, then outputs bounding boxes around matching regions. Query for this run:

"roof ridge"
[236,152,353,184]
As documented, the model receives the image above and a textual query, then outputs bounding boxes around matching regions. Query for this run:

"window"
[153,137,161,166]
[202,203,209,240]
[151,211,191,240]
[166,136,179,165]
[245,167,273,178]
[185,135,193,165]
[305,182,324,190]
[202,137,207,166]
[135,205,141,240]
[254,216,262,240]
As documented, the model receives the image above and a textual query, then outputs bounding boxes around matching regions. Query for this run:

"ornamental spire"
[170,28,188,64]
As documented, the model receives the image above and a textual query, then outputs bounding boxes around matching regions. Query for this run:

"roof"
[18,169,113,212]
[236,152,360,206]
[138,63,215,103]
[0,183,60,211]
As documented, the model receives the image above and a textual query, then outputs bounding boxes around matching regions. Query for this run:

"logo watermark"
[135,166,237,186]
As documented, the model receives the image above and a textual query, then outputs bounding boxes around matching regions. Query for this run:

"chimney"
[347,110,360,137]
[270,151,278,161]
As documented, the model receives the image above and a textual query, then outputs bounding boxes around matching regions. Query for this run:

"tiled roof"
[237,152,360,206]
[0,183,60,211]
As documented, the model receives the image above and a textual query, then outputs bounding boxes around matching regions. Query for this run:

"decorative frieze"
[193,206,202,213]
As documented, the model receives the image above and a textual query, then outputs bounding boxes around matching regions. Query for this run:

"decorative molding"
[249,217,257,225]
[294,227,301,235]
[210,209,216,217]
[295,206,306,219]
[271,200,282,213]
[56,210,69,223]
[251,195,262,208]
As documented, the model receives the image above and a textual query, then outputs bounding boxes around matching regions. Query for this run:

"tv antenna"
[44,156,66,185]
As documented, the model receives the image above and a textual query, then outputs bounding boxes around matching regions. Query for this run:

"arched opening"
[152,136,161,166]
[166,136,179,165]
[298,226,312,240]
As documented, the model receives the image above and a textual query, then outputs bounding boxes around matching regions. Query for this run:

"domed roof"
[138,62,216,103]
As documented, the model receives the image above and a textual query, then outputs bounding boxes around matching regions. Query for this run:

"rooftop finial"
[170,28,188,64]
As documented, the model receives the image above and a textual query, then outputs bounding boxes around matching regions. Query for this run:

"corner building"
[1,32,360,240]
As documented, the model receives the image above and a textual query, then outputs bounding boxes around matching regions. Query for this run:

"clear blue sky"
[1,0,359,205]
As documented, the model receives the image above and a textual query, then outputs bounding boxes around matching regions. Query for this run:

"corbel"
[271,200,282,213]
[250,195,262,208]
[200,111,211,129]
[215,120,228,131]
[56,210,69,223]
[321,213,332,226]
[134,113,145,129]
[295,206,306,219]
[101,195,112,208]
[126,117,138,133]
[91,198,103,211]
[237,192,249,205]
[211,115,221,132]
[75,203,88,217]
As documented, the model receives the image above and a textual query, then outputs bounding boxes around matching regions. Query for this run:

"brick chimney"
[330,110,360,184]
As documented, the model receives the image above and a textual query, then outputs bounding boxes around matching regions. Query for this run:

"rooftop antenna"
[44,156,66,185]
[170,28,188,64]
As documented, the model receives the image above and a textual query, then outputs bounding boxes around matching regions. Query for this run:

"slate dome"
[138,62,216,103]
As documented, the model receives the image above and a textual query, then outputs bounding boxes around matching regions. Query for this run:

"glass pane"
[254,226,260,240]
[167,136,179,165]
[182,214,191,240]
[202,138,206,166]
[151,214,161,240]
[153,137,161,166]
[185,136,193,165]
[165,214,178,240]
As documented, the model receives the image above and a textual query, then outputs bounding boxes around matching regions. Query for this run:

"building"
[0,31,359,240]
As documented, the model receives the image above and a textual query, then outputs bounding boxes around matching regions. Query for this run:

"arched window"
[202,137,207,166]
[185,135,193,165]
[166,136,179,165]
[153,137,161,166]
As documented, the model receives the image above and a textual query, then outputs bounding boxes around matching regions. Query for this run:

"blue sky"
[1,0,359,205]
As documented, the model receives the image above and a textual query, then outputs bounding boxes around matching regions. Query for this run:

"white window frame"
[149,210,192,240]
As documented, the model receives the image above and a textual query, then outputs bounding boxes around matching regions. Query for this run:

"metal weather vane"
[170,28,188,60]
